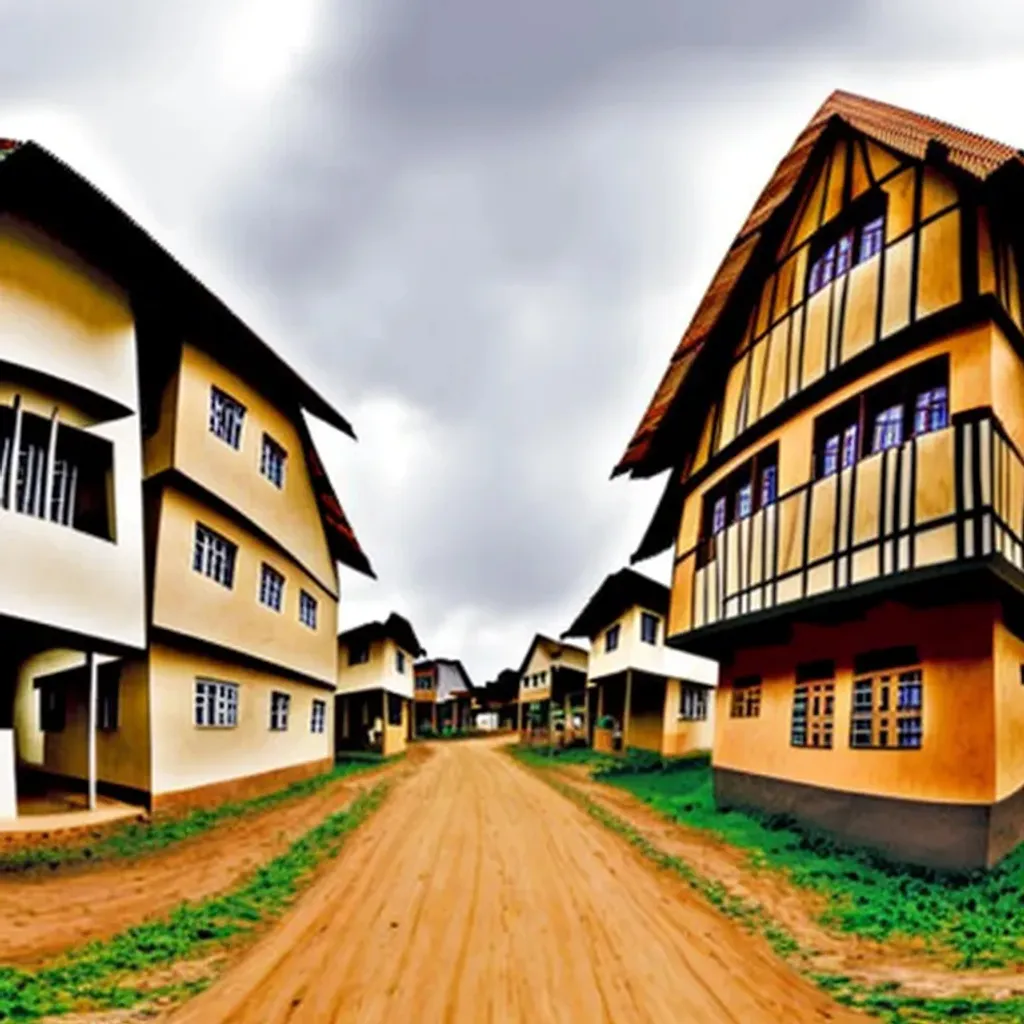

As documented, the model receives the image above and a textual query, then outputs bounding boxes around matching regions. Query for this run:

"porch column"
[42,407,59,519]
[517,695,523,737]
[597,682,605,721]
[382,689,388,756]
[87,651,98,811]
[623,670,633,754]
[432,702,437,730]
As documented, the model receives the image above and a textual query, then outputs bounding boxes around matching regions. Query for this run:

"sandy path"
[0,757,413,965]
[167,738,865,1023]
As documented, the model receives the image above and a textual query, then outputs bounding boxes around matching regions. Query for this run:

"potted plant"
[594,715,616,753]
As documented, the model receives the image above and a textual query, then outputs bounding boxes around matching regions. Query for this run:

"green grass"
[0,757,383,876]
[0,782,389,1021]
[588,757,1024,969]
[516,749,1024,1022]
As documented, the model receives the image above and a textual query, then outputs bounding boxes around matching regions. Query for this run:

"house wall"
[382,698,408,757]
[148,641,332,798]
[714,600,995,804]
[671,321,1000,640]
[337,637,415,699]
[153,342,337,594]
[150,485,338,684]
[0,215,146,653]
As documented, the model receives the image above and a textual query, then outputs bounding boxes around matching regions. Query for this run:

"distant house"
[413,658,475,735]
[563,569,718,756]
[515,635,589,744]
[476,669,519,731]
[336,614,425,758]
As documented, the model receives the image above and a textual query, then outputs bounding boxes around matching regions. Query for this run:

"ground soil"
[162,737,865,1023]
[546,762,1024,1001]
[0,754,418,966]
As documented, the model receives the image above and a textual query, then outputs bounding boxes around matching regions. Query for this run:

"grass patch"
[594,759,1024,968]
[0,781,389,1021]
[519,753,1024,1022]
[0,757,383,876]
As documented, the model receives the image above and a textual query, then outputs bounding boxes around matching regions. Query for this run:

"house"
[0,139,373,825]
[336,614,425,757]
[562,568,718,756]
[613,88,1024,870]
[476,669,520,731]
[515,635,589,744]
[413,658,475,734]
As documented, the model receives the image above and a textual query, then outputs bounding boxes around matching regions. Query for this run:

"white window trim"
[195,679,240,728]
[270,690,291,731]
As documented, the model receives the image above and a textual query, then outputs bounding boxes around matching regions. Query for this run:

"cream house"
[563,569,718,756]
[0,139,373,825]
[515,635,589,743]
[336,614,425,757]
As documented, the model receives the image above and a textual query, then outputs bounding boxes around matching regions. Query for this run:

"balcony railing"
[0,396,114,540]
[676,408,1018,636]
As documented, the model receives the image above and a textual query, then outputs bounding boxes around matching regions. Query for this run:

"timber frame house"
[615,90,1024,870]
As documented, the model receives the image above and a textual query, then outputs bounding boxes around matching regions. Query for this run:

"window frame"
[605,624,621,653]
[258,562,285,612]
[310,698,327,734]
[848,651,923,751]
[680,685,708,721]
[269,690,291,732]
[193,523,238,589]
[640,612,659,645]
[208,386,247,450]
[194,679,240,729]
[98,665,120,733]
[729,675,762,719]
[259,433,287,489]
[790,661,836,749]
[299,590,318,630]
[348,642,370,666]
[396,650,406,674]
[806,192,888,300]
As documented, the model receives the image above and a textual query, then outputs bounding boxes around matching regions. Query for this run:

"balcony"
[671,408,1023,652]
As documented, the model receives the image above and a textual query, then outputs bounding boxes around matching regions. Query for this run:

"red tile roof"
[614,90,1024,479]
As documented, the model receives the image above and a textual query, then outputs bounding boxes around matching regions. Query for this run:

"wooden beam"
[623,670,633,754]
[87,651,98,811]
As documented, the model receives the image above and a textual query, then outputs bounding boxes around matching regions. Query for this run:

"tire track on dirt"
[164,738,866,1023]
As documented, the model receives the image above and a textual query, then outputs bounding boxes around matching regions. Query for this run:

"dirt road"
[168,739,865,1023]
[0,759,408,965]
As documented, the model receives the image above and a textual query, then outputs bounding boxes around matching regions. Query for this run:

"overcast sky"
[6,1,1024,683]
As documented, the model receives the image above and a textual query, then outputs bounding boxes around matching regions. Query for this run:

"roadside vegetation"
[0,756,386,875]
[0,782,390,1021]
[511,744,1024,1022]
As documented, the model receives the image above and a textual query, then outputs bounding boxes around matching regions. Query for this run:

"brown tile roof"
[614,90,1024,479]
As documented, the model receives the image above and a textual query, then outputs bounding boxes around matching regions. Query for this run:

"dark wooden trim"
[674,295,1019,507]
[909,166,924,325]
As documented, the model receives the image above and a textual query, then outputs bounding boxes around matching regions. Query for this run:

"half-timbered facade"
[615,91,1024,870]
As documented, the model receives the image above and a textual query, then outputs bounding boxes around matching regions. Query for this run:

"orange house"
[614,90,1024,870]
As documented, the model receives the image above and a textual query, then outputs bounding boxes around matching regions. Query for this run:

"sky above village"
[5,1,1024,683]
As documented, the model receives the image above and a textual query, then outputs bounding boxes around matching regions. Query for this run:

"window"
[871,403,904,454]
[209,386,246,449]
[605,625,620,652]
[730,676,762,718]
[815,400,860,479]
[311,699,326,734]
[640,612,659,645]
[348,643,370,666]
[807,202,887,298]
[699,443,778,566]
[0,406,114,538]
[849,665,923,750]
[914,387,949,435]
[270,691,290,731]
[98,666,120,732]
[396,650,406,674]
[260,434,287,488]
[790,662,835,749]
[859,216,885,263]
[193,524,237,588]
[299,591,318,630]
[387,693,403,726]
[39,682,66,733]
[259,563,285,611]
[680,686,708,721]
[194,679,239,728]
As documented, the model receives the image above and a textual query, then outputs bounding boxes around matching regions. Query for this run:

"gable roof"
[337,612,424,657]
[612,90,1024,483]
[0,139,374,578]
[514,634,589,679]
[562,568,669,641]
